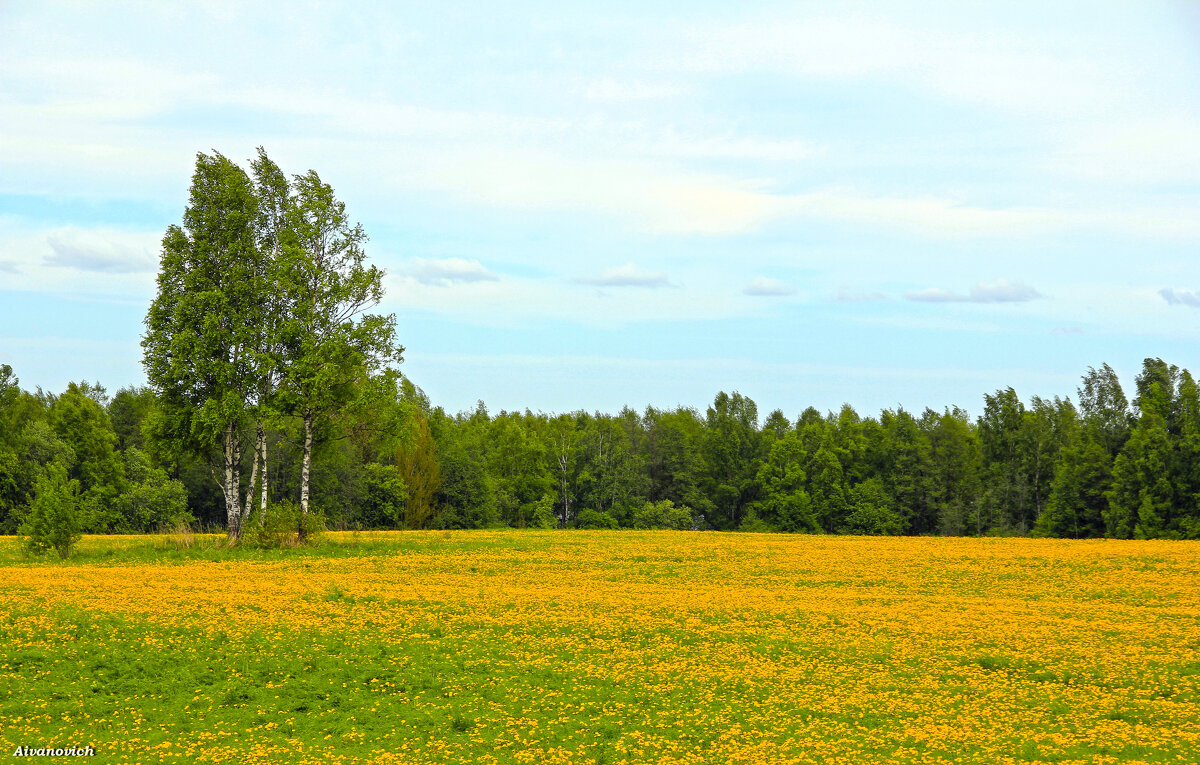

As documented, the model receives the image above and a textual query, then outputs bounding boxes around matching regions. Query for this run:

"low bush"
[240,501,324,548]
[575,508,618,529]
[632,499,692,530]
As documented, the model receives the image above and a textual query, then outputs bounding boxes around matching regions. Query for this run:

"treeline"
[0,363,415,535]
[2,357,1198,539]
[5,149,1197,541]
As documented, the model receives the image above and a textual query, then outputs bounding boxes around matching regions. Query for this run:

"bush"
[528,495,558,529]
[240,501,324,548]
[118,448,192,531]
[19,463,82,559]
[575,508,618,529]
[632,499,692,530]
[737,507,775,533]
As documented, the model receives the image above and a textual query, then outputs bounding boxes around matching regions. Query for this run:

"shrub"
[737,507,775,533]
[575,508,618,529]
[19,462,82,559]
[118,448,192,531]
[241,501,324,548]
[529,495,558,529]
[632,499,692,530]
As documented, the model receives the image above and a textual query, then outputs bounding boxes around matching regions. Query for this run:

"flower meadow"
[1,532,1197,764]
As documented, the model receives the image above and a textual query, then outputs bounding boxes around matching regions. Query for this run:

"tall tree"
[1078,363,1130,456]
[275,168,402,529]
[1174,371,1200,538]
[245,147,294,517]
[1106,411,1173,538]
[143,151,263,539]
[644,406,712,518]
[48,382,127,531]
[978,388,1029,533]
[752,430,819,532]
[921,407,980,536]
[877,408,933,534]
[701,391,763,529]
[1036,439,1111,538]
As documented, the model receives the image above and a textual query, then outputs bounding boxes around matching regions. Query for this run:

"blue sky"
[2,1,1199,418]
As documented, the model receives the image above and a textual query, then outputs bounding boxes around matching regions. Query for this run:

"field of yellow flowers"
[1,531,1198,764]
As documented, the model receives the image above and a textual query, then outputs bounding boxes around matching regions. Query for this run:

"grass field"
[1,531,1198,764]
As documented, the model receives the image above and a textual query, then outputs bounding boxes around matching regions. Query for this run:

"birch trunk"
[259,422,269,515]
[248,428,260,516]
[234,427,253,533]
[299,410,313,539]
[222,425,243,540]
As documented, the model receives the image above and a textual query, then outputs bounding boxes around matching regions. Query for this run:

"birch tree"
[246,147,291,517]
[276,169,401,533]
[143,151,263,539]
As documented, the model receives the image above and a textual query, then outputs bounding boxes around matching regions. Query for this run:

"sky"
[2,1,1199,419]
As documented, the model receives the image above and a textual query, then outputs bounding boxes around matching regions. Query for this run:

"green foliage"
[841,478,904,536]
[19,463,82,559]
[0,448,25,533]
[753,431,820,533]
[632,499,692,530]
[575,508,618,529]
[107,386,158,453]
[117,448,193,531]
[737,506,775,533]
[357,463,408,529]
[643,406,714,521]
[1035,439,1111,538]
[702,391,763,529]
[241,501,324,548]
[1106,409,1174,539]
[143,151,264,537]
[22,419,75,470]
[1078,363,1130,456]
[528,494,559,529]
[877,409,933,534]
[17,343,1200,542]
[808,445,847,531]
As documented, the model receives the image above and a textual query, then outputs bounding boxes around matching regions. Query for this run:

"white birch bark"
[222,426,243,539]
[259,422,269,514]
[299,410,313,538]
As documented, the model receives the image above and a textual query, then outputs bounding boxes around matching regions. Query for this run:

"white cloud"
[577,262,670,288]
[906,279,1043,304]
[0,222,160,298]
[2,15,1194,243]
[743,277,795,297]
[905,288,961,303]
[1159,288,1200,308]
[45,229,158,273]
[406,257,499,286]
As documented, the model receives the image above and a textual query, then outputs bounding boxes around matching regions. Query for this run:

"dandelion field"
[1,532,1198,764]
